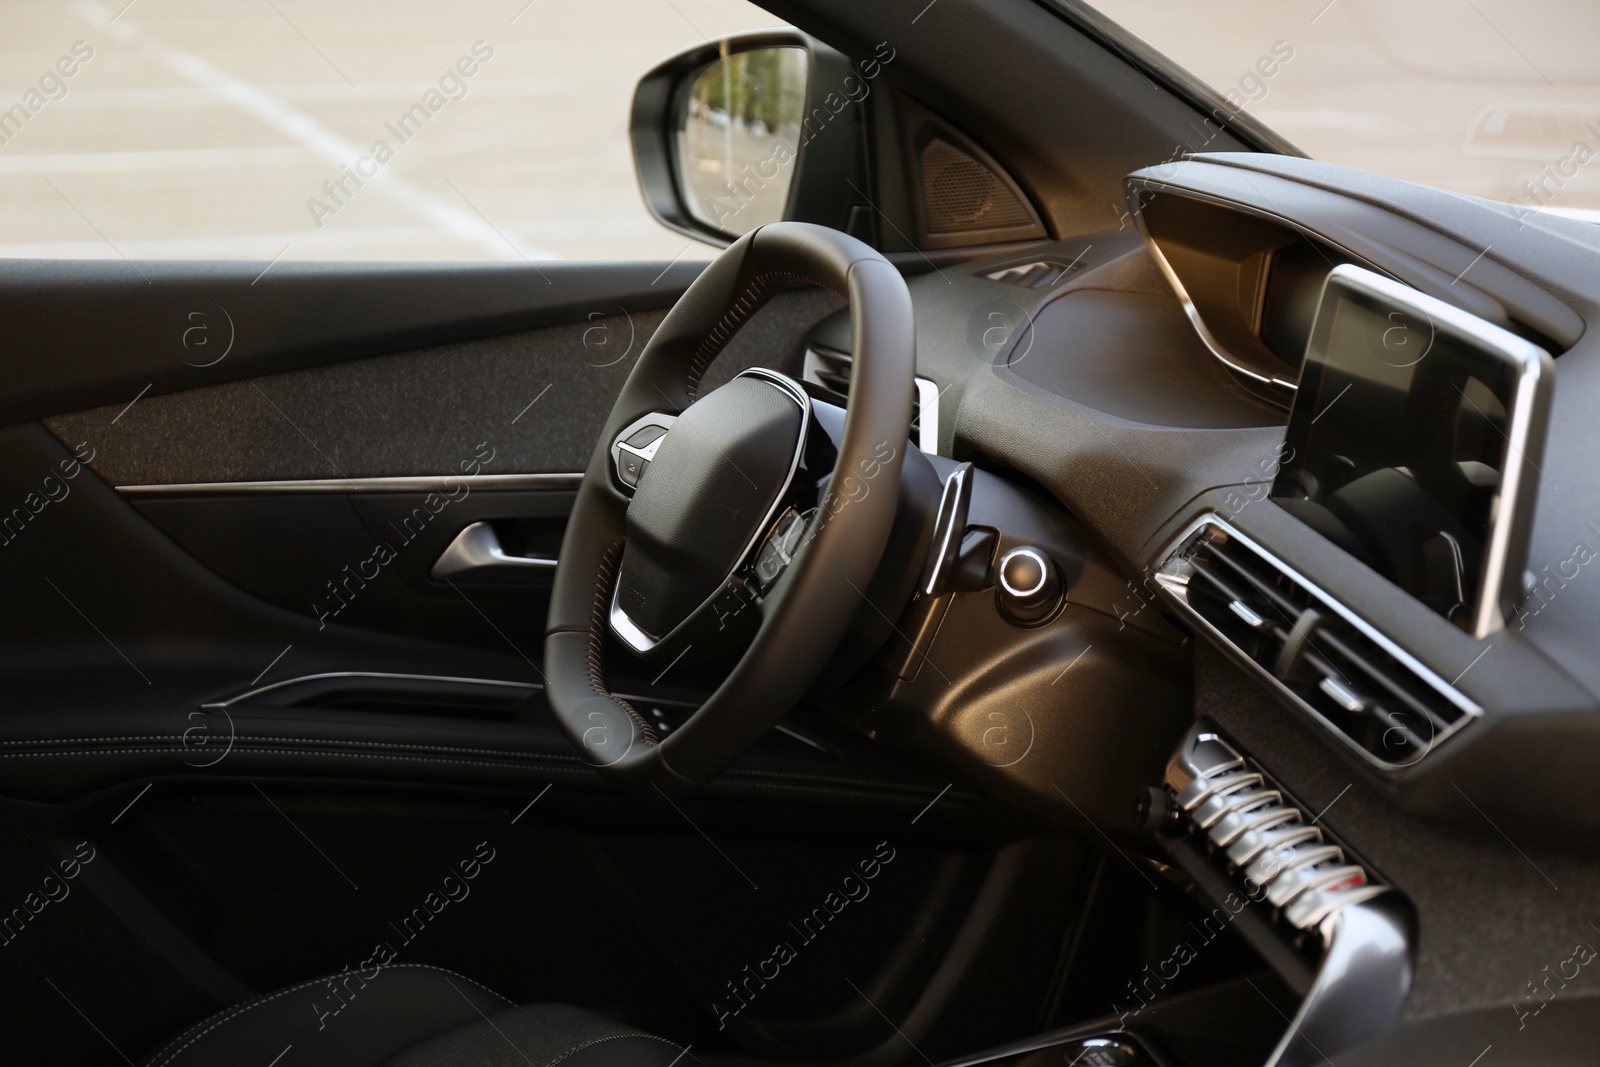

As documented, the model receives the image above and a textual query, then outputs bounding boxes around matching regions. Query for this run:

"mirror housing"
[630,30,876,248]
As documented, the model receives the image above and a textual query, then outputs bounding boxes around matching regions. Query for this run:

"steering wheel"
[543,222,914,793]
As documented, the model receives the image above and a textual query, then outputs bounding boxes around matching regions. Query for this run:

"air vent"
[802,345,939,455]
[1155,517,1480,769]
[805,343,853,395]
[984,259,1082,288]
[919,137,1036,235]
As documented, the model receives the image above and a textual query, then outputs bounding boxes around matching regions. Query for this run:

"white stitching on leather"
[544,1031,688,1067]
[148,963,513,1067]
[586,540,657,745]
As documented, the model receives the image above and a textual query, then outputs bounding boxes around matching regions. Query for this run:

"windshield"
[1088,0,1600,224]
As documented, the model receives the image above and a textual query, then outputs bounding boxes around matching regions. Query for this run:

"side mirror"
[631,30,875,247]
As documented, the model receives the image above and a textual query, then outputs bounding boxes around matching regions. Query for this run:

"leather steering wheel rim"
[542,222,914,793]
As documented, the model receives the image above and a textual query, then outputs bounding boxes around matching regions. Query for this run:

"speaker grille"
[920,137,1035,234]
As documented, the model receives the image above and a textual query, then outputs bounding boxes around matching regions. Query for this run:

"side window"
[1,1,788,263]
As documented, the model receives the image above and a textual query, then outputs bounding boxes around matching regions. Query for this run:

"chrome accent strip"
[1193,785,1278,830]
[1228,822,1320,869]
[1284,882,1388,931]
[913,376,940,455]
[1229,598,1268,628]
[997,547,1049,598]
[117,473,583,495]
[609,411,679,492]
[1264,894,1411,1067]
[1175,769,1262,811]
[1243,839,1337,888]
[616,436,666,462]
[1165,722,1412,1066]
[201,671,537,709]
[1157,514,1483,771]
[200,670,705,713]
[1132,196,1299,393]
[608,607,660,655]
[921,463,974,597]
[1211,802,1299,848]
[609,368,812,654]
[1128,178,1403,396]
[1318,675,1367,714]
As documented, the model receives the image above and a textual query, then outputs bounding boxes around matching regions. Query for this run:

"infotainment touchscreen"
[1271,264,1553,636]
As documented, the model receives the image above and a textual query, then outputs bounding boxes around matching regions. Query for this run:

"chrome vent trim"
[1156,515,1481,770]
[982,258,1082,288]
[1134,209,1298,394]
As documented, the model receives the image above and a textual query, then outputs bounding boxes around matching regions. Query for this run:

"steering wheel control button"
[617,452,648,488]
[996,546,1063,625]
[624,424,667,450]
[609,411,678,495]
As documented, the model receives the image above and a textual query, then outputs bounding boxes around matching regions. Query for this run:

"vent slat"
[1162,520,1479,768]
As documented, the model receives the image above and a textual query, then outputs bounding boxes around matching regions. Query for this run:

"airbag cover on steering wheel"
[619,376,801,639]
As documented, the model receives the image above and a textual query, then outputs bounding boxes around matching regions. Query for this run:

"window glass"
[1,0,787,262]
[1088,0,1600,225]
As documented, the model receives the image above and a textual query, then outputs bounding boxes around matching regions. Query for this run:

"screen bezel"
[1275,263,1554,637]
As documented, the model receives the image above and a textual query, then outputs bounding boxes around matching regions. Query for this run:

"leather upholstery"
[140,964,698,1067]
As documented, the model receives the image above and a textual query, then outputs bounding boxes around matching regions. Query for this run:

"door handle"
[431,522,558,581]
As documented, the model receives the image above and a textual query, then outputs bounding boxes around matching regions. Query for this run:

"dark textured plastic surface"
[1196,645,1600,1022]
[1005,288,1281,428]
[0,258,709,427]
[45,289,841,486]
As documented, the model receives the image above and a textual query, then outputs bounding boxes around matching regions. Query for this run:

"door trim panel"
[117,473,584,495]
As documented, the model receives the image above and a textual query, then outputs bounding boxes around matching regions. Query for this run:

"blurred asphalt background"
[1,0,1596,264]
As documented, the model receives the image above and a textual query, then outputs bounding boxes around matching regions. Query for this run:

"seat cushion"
[140,964,696,1067]
[385,1001,695,1067]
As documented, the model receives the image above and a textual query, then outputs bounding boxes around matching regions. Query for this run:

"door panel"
[130,488,575,650]
[0,259,705,426]
[0,258,1070,1067]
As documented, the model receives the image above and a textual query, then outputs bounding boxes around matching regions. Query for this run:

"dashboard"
[903,153,1600,822]
[866,150,1600,1045]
